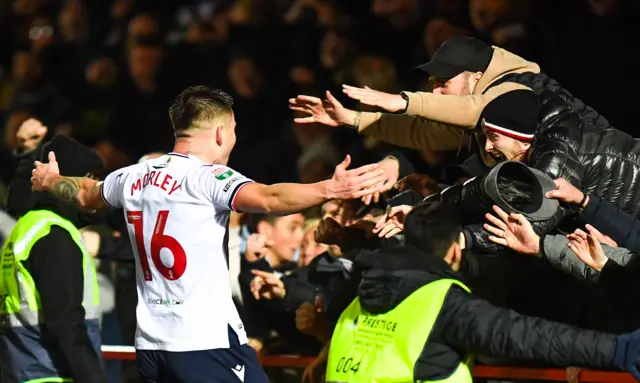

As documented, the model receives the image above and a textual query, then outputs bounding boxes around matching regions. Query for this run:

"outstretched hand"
[545,178,586,206]
[326,155,386,200]
[373,204,413,238]
[31,151,60,191]
[361,156,400,205]
[484,205,540,255]
[289,90,357,127]
[584,224,618,248]
[567,227,609,272]
[342,84,407,113]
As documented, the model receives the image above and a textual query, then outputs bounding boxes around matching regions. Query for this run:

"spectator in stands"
[239,213,305,352]
[316,202,640,382]
[484,204,640,333]
[292,36,640,217]
[299,219,329,266]
[546,178,640,253]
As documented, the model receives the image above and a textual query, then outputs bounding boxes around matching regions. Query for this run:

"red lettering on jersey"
[169,181,181,195]
[153,171,162,187]
[131,179,142,196]
[131,171,182,196]
[160,174,172,191]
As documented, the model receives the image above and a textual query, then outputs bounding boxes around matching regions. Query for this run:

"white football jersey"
[101,152,253,351]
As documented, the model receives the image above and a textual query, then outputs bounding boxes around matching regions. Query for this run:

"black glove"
[613,330,640,380]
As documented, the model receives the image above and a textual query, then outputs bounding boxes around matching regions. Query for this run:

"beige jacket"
[355,48,540,163]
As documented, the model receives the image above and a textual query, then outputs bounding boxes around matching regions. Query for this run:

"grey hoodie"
[541,234,636,282]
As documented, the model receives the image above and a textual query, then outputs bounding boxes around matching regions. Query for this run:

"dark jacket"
[599,256,640,311]
[22,226,106,383]
[355,245,618,379]
[540,235,640,333]
[580,195,640,253]
[490,72,640,216]
[237,256,320,354]
[454,70,640,253]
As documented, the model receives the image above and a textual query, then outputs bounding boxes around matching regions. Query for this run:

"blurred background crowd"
[1,0,638,191]
[1,0,639,382]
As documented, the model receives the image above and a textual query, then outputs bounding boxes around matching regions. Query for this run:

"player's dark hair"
[403,201,462,257]
[168,86,234,133]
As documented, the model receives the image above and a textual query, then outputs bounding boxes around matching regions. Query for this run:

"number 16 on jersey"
[127,210,187,281]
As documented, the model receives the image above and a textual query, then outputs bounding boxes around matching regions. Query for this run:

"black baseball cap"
[416,37,493,79]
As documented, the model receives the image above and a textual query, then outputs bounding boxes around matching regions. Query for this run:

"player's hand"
[289,90,358,127]
[484,205,540,255]
[567,227,609,272]
[545,178,586,206]
[245,233,273,262]
[342,84,407,113]
[394,173,442,198]
[250,269,286,300]
[17,118,47,151]
[31,151,60,192]
[362,156,400,205]
[373,205,412,238]
[326,155,385,200]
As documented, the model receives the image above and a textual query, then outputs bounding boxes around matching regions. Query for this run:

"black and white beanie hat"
[481,89,539,142]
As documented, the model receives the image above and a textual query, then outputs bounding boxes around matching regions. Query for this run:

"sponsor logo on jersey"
[146,298,185,306]
[212,167,234,180]
[223,177,241,192]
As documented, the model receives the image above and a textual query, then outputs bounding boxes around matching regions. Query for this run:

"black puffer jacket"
[490,72,640,215]
[454,72,640,253]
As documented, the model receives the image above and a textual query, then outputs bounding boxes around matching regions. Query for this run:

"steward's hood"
[355,245,462,315]
[7,136,106,228]
[474,47,540,95]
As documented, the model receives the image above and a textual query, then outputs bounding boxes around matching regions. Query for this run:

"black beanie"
[7,135,104,217]
[480,90,539,142]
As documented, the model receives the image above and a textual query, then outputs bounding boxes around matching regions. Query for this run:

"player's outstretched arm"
[234,155,385,216]
[31,151,106,211]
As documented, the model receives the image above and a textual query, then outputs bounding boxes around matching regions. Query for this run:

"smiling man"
[479,89,537,163]
[291,36,640,218]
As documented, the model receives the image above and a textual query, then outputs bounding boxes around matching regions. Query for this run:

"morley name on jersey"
[131,170,181,196]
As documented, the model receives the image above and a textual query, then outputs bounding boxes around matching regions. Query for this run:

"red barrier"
[101,346,636,382]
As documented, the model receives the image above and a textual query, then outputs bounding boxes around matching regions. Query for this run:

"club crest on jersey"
[212,167,234,181]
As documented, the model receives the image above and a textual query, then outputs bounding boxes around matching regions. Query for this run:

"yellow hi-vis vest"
[0,209,100,328]
[326,279,473,383]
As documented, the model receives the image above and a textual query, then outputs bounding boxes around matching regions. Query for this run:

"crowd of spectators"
[1,0,639,382]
